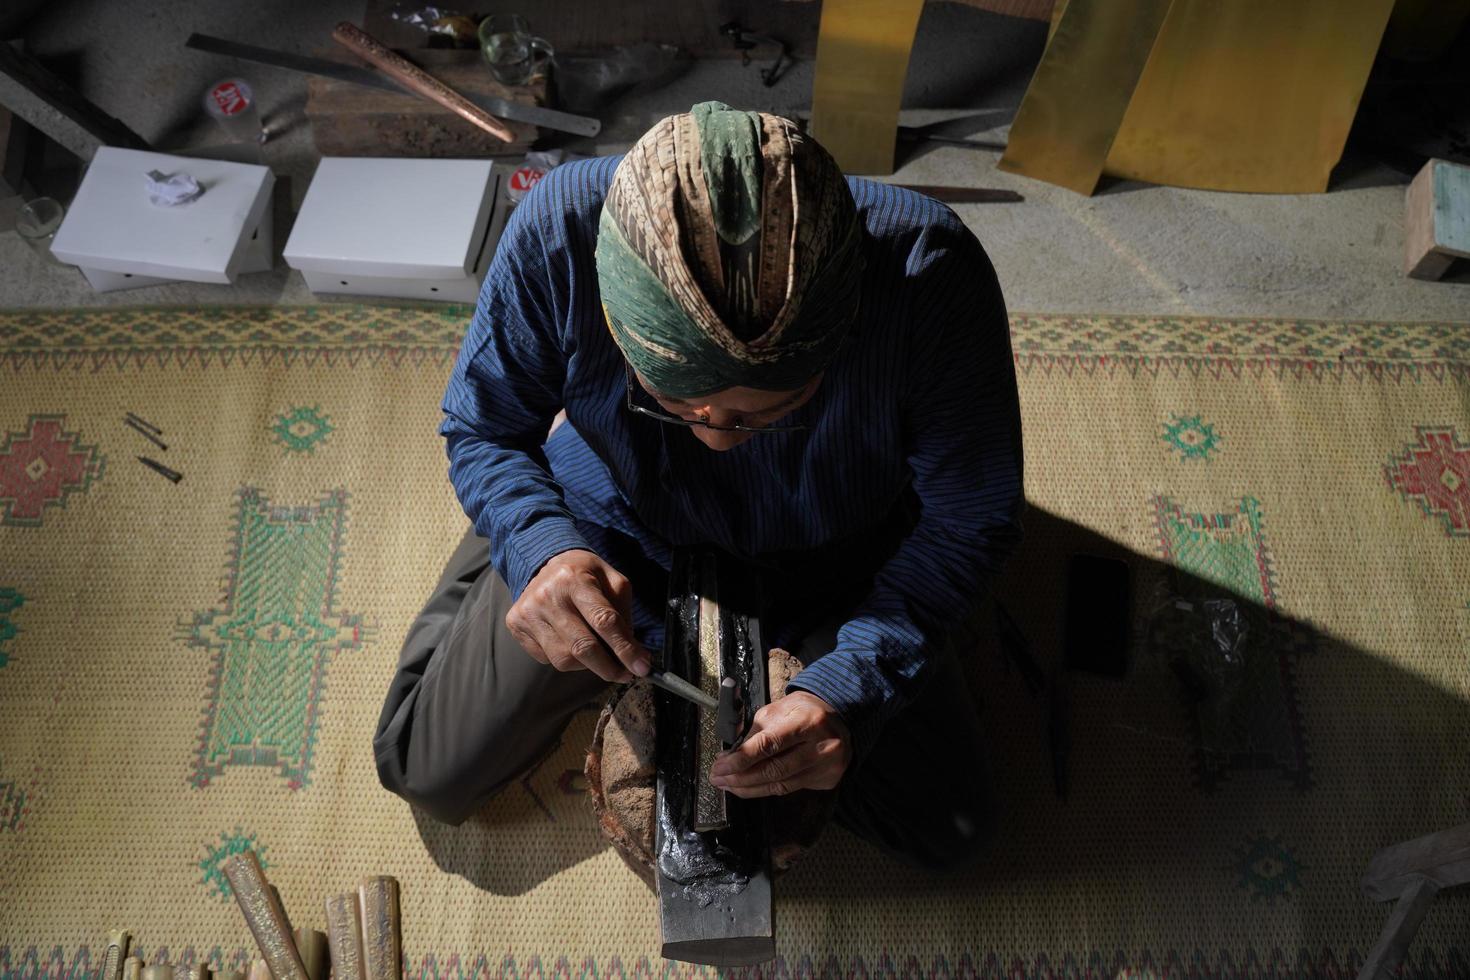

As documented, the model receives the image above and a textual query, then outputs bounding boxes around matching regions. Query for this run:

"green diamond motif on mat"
[0,587,23,669]
[1155,496,1272,605]
[1162,413,1222,462]
[181,488,372,790]
[1233,832,1305,902]
[271,406,334,455]
[199,828,267,901]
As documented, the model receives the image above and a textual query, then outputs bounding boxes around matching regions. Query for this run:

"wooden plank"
[1362,821,1470,901]
[306,50,541,157]
[0,41,148,162]
[655,550,773,967]
[1356,876,1440,980]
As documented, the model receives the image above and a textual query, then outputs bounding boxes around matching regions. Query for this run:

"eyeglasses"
[623,363,809,433]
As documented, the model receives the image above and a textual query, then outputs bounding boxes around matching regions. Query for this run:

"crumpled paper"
[145,170,204,207]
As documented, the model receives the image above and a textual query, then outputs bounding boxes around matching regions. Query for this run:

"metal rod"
[124,411,162,434]
[125,416,168,450]
[138,456,183,483]
[647,668,718,711]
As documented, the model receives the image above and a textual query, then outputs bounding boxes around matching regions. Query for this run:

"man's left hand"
[708,691,851,798]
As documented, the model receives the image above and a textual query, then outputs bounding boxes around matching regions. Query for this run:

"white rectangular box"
[76,206,274,293]
[284,157,503,304]
[51,147,274,284]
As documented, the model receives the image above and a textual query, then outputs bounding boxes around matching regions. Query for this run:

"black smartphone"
[1063,553,1131,677]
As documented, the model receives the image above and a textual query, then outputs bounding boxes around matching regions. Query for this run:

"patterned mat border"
[3,946,1466,980]
[0,307,1467,381]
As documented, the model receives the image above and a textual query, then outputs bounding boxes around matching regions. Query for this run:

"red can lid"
[205,79,254,118]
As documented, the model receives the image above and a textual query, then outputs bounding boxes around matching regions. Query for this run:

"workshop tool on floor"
[324,892,366,980]
[1357,822,1470,980]
[1404,158,1470,280]
[223,851,309,980]
[358,876,402,980]
[137,457,182,483]
[124,412,161,435]
[184,34,599,138]
[330,22,514,142]
[890,184,1024,204]
[655,549,773,966]
[124,416,167,451]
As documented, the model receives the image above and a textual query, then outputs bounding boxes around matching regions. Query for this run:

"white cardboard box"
[283,157,504,304]
[51,147,274,284]
[76,206,274,293]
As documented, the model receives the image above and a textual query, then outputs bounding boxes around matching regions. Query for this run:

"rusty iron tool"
[138,456,183,483]
[124,416,167,450]
[330,22,515,142]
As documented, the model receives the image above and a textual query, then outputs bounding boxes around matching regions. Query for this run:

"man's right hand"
[505,549,651,682]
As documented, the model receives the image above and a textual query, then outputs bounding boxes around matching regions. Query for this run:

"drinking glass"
[478,15,553,86]
[15,197,65,264]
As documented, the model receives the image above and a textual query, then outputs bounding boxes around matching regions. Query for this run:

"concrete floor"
[2,0,1468,320]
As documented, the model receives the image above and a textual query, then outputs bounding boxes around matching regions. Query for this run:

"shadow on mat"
[780,504,1470,919]
[408,706,605,896]
[405,503,1468,913]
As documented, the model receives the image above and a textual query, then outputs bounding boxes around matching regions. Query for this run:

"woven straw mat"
[0,306,1466,978]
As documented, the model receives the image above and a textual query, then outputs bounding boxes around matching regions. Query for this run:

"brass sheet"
[809,0,926,175]
[998,0,1172,195]
[1103,0,1396,193]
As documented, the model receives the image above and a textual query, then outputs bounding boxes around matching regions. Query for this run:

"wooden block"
[1405,158,1470,280]
[306,50,541,157]
[291,930,328,980]
[223,851,309,980]
[97,933,131,980]
[1362,821,1470,900]
[655,550,773,967]
[358,877,402,980]
[324,892,367,980]
[0,41,149,162]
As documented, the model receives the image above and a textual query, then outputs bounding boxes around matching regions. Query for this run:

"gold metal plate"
[809,0,927,175]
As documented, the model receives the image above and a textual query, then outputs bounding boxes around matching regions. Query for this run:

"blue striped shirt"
[441,156,1024,758]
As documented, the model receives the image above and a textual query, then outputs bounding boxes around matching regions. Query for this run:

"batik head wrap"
[596,101,863,399]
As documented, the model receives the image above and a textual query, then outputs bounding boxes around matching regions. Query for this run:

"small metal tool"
[185,33,602,138]
[125,411,162,434]
[647,668,718,712]
[124,416,168,450]
[715,676,743,746]
[137,456,183,483]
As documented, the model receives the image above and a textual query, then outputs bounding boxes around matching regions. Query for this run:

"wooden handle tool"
[330,22,515,142]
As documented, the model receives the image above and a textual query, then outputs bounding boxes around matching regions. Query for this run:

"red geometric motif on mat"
[1384,426,1470,537]
[0,415,105,527]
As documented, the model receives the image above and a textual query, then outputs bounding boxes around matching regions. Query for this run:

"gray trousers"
[373,526,996,871]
